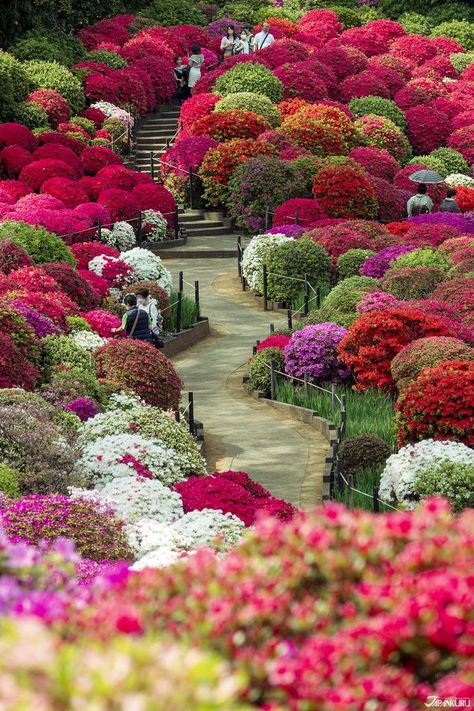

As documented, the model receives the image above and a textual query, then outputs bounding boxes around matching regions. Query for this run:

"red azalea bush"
[0,240,32,273]
[180,93,220,130]
[77,269,109,299]
[274,64,328,102]
[94,339,182,408]
[452,110,474,130]
[257,334,290,351]
[391,336,474,390]
[259,39,310,69]
[278,98,310,118]
[0,123,37,151]
[394,78,446,111]
[402,224,461,249]
[0,180,32,201]
[281,105,357,157]
[405,106,451,154]
[312,164,378,220]
[96,165,149,192]
[390,34,437,65]
[4,265,58,295]
[132,183,176,226]
[338,306,455,391]
[433,278,474,321]
[189,110,270,141]
[38,132,86,155]
[81,146,122,175]
[32,144,84,179]
[81,107,107,128]
[455,187,474,213]
[340,70,390,102]
[82,309,121,338]
[174,473,295,526]
[312,45,367,81]
[348,146,400,182]
[340,26,389,57]
[70,242,119,269]
[412,56,458,81]
[0,146,32,179]
[354,115,411,163]
[0,302,41,363]
[448,126,474,164]
[0,332,39,390]
[97,188,139,223]
[19,159,77,191]
[26,89,71,128]
[253,17,298,40]
[40,178,89,209]
[273,198,326,228]
[309,220,395,265]
[41,263,99,309]
[74,202,111,227]
[395,360,474,446]
[370,176,407,223]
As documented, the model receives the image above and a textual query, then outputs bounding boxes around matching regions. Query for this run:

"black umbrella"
[409,169,445,184]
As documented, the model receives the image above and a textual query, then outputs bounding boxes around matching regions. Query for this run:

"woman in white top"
[188,44,204,89]
[252,22,275,51]
[233,29,251,55]
[220,25,235,59]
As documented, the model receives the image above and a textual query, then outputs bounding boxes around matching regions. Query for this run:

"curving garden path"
[165,256,329,507]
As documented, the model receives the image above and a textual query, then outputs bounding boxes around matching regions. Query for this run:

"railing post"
[136,212,142,246]
[270,360,276,401]
[178,271,184,293]
[150,152,154,182]
[316,286,321,309]
[237,237,242,278]
[175,409,181,423]
[331,383,336,409]
[194,280,200,319]
[373,485,380,513]
[176,291,182,333]
[97,219,102,241]
[303,273,309,317]
[340,393,347,440]
[263,264,268,311]
[270,323,274,333]
[188,391,194,436]
[189,166,194,209]
[174,206,179,240]
[295,208,299,225]
[252,344,257,355]
[287,306,293,330]
[303,372,309,398]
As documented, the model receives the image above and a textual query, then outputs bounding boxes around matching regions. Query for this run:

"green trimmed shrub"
[41,335,97,382]
[326,6,362,28]
[421,148,470,177]
[40,366,106,408]
[427,2,474,24]
[323,276,379,314]
[397,12,432,35]
[337,249,375,280]
[16,102,49,130]
[263,239,331,304]
[292,155,323,193]
[23,60,85,114]
[138,0,205,26]
[392,248,452,273]
[86,50,127,69]
[430,20,474,50]
[214,63,284,103]
[391,336,474,390]
[450,52,474,72]
[0,222,75,265]
[339,434,391,474]
[413,461,474,512]
[215,93,281,128]
[70,115,95,136]
[0,464,22,498]
[248,347,285,396]
[380,266,445,300]
[53,409,82,437]
[0,51,31,122]
[305,305,357,329]
[66,316,92,333]
[349,97,406,131]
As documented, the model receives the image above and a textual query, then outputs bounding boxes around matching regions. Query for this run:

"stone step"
[182,219,224,228]
[184,225,232,236]
[138,124,178,132]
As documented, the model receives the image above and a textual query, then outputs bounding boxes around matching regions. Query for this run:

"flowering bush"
[0,334,39,390]
[312,164,378,220]
[338,306,455,391]
[101,221,136,250]
[354,115,411,163]
[180,93,220,129]
[81,310,121,338]
[406,106,450,154]
[95,339,182,409]
[281,105,358,157]
[70,242,118,270]
[284,323,351,384]
[6,300,59,339]
[132,183,176,227]
[0,220,74,265]
[161,135,217,202]
[456,187,474,213]
[274,64,328,102]
[381,266,446,300]
[88,255,133,288]
[214,62,284,103]
[256,334,290,352]
[0,240,32,274]
[247,346,285,396]
[379,439,473,507]
[0,302,41,365]
[26,89,71,128]
[0,123,37,152]
[273,198,326,229]
[309,220,395,265]
[190,110,270,141]
[337,249,375,280]
[19,158,77,190]
[41,262,99,309]
[1,494,132,561]
[119,248,172,293]
[70,331,106,353]
[348,96,406,130]
[40,177,88,209]
[121,281,171,316]
[396,360,474,446]
[360,245,415,278]
[413,460,474,513]
[348,146,401,182]
[432,277,474,320]
[41,334,97,381]
[97,188,139,223]
[370,176,407,223]
[391,336,474,390]
[242,233,291,290]
[0,145,32,179]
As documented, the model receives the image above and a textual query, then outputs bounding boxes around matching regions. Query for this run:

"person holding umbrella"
[407,184,433,217]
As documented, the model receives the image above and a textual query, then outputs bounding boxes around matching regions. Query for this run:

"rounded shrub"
[354,114,411,164]
[413,460,474,513]
[339,434,391,474]
[348,96,406,130]
[324,275,379,314]
[0,221,74,265]
[0,464,21,498]
[391,248,452,273]
[391,336,474,390]
[430,20,474,50]
[337,249,375,280]
[0,51,31,123]
[41,334,97,382]
[215,93,281,128]
[413,147,470,178]
[284,323,351,384]
[381,266,446,300]
[23,60,85,114]
[214,63,284,103]
[248,347,285,396]
[264,238,331,303]
[312,164,378,220]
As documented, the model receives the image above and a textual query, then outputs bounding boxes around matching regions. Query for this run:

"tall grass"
[166,292,199,332]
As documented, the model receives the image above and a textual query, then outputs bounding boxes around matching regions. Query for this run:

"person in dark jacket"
[112,294,153,342]
[439,188,462,213]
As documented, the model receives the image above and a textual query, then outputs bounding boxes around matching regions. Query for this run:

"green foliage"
[430,20,474,50]
[349,96,406,131]
[86,50,127,69]
[23,60,85,113]
[422,148,470,177]
[41,366,106,408]
[339,434,391,474]
[167,292,199,331]
[292,155,323,193]
[253,6,302,22]
[427,2,474,24]
[215,93,281,128]
[70,115,95,136]
[0,464,21,498]
[392,248,452,273]
[397,12,432,35]
[139,0,205,27]
[53,409,82,437]
[323,276,379,314]
[306,305,357,328]
[450,52,474,73]
[16,102,49,130]
[337,249,375,281]
[263,239,331,304]
[0,221,75,265]
[413,461,474,512]
[214,63,284,103]
[41,335,97,382]
[0,51,31,123]
[325,6,362,28]
[66,316,92,333]
[9,32,86,66]
[248,347,285,396]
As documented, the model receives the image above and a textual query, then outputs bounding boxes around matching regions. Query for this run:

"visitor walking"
[439,188,462,213]
[173,55,187,102]
[111,294,153,343]
[233,29,251,55]
[252,22,275,51]
[220,25,236,59]
[187,45,204,90]
[406,184,433,217]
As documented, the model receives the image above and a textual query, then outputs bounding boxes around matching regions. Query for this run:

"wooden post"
[263,264,268,311]
[316,286,321,309]
[295,208,299,225]
[188,391,194,436]
[287,306,293,330]
[303,273,309,316]
[178,271,184,293]
[150,152,154,182]
[174,206,179,240]
[269,323,274,333]
[127,125,131,153]
[373,485,380,513]
[97,219,102,241]
[348,472,354,509]
[176,291,182,333]
[303,372,309,398]
[194,280,200,319]
[237,243,242,278]
[331,383,336,409]
[175,409,180,423]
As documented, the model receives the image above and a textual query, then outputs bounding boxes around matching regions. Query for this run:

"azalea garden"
[0,0,473,707]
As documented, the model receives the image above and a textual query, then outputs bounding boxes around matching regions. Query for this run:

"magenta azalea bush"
[360,245,416,278]
[284,323,351,384]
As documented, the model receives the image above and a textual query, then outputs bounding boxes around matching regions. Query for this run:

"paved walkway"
[167,258,329,507]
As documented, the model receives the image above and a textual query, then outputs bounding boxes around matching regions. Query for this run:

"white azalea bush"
[142,210,168,242]
[445,173,474,188]
[78,405,206,478]
[101,221,136,251]
[242,233,291,290]
[70,330,106,353]
[120,247,172,293]
[104,391,145,411]
[77,433,186,488]
[91,101,134,130]
[379,439,474,508]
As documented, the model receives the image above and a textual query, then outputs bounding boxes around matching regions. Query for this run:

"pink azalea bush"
[284,323,351,383]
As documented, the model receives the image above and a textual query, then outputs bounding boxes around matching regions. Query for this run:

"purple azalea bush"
[206,17,244,38]
[409,212,474,235]
[284,323,351,384]
[7,300,60,338]
[64,396,99,421]
[360,245,415,278]
[265,224,306,238]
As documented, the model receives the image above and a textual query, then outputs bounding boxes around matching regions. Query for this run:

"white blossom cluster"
[91,101,134,130]
[101,221,136,251]
[142,210,168,242]
[119,247,172,293]
[445,173,474,188]
[70,330,106,353]
[242,233,291,290]
[379,439,474,507]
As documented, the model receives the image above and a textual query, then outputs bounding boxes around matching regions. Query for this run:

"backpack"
[411,199,430,216]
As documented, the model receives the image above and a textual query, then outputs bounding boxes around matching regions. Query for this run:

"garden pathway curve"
[166,257,329,507]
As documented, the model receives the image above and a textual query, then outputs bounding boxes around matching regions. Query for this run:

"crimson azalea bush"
[70,242,119,270]
[257,334,290,352]
[338,306,456,391]
[0,146,32,179]
[19,159,77,191]
[97,188,139,223]
[94,339,182,409]
[40,177,89,209]
[5,290,78,329]
[395,360,474,446]
[391,336,474,390]
[309,220,395,266]
[0,240,32,273]
[433,277,474,321]
[0,333,39,390]
[273,198,326,228]
[370,176,407,223]
[312,164,378,220]
[189,110,270,142]
[273,64,328,102]
[348,146,401,182]
[81,309,121,338]
[41,263,99,309]
[0,302,41,364]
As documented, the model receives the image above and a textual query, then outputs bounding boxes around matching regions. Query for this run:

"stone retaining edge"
[163,318,210,358]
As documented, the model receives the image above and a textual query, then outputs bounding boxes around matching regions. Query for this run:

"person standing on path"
[439,188,462,213]
[111,294,153,342]
[188,45,204,91]
[406,184,433,217]
[233,29,251,55]
[220,25,236,59]
[252,22,275,51]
